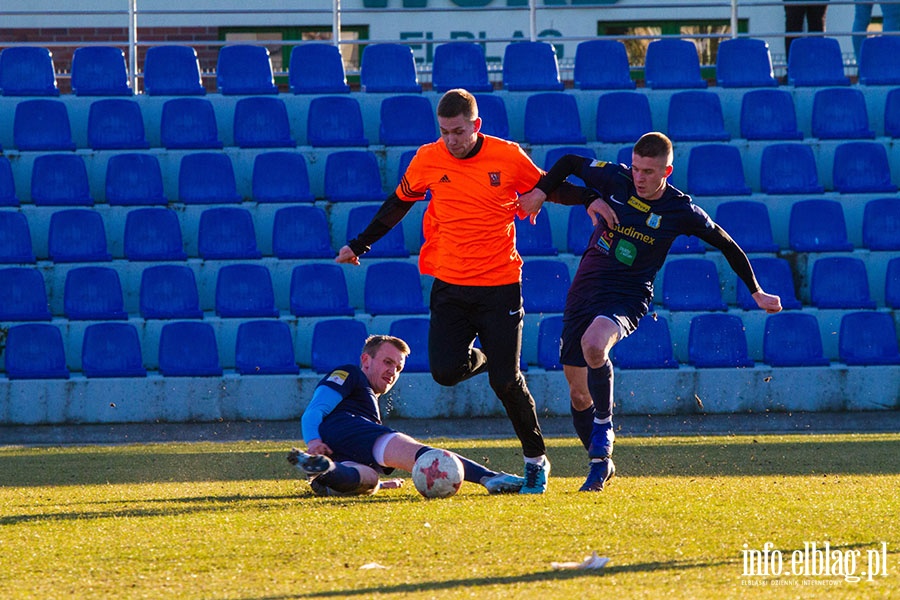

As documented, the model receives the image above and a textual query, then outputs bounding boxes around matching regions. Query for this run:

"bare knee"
[582,342,610,369]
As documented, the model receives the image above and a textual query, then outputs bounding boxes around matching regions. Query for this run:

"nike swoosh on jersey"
[609,195,624,205]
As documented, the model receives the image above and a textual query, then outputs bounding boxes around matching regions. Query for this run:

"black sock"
[416,446,494,484]
[587,360,614,420]
[571,404,595,451]
[315,463,361,493]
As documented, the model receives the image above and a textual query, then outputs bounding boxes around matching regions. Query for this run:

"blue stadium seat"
[667,91,729,141]
[198,207,261,260]
[662,258,727,311]
[397,149,417,185]
[811,256,876,309]
[0,267,51,321]
[216,45,278,95]
[235,320,299,375]
[215,263,278,318]
[832,142,897,194]
[617,146,632,166]
[714,201,779,253]
[759,143,823,194]
[81,322,147,378]
[160,98,223,149]
[379,95,437,146]
[0,156,17,206]
[523,93,586,145]
[360,43,421,93]
[306,96,368,147]
[688,313,753,368]
[272,205,333,259]
[474,94,510,139]
[715,38,778,88]
[346,205,408,258]
[736,257,802,310]
[323,150,386,202]
[124,208,187,261]
[668,235,705,255]
[886,88,900,137]
[521,259,570,313]
[105,153,166,206]
[612,315,679,369]
[158,321,222,377]
[290,263,353,317]
[740,89,803,141]
[364,262,427,316]
[432,42,492,93]
[252,152,314,203]
[4,324,69,379]
[31,154,93,206]
[862,198,900,251]
[763,313,829,367]
[48,209,111,262]
[0,46,59,96]
[573,40,636,90]
[289,43,350,94]
[310,319,368,373]
[388,317,431,373]
[139,264,203,319]
[858,35,900,85]
[567,206,595,255]
[536,315,564,370]
[544,146,595,186]
[786,37,850,86]
[811,88,875,139]
[788,199,853,252]
[516,211,557,256]
[71,46,132,96]
[839,311,900,365]
[87,99,149,150]
[233,97,295,148]
[14,99,75,151]
[885,257,900,308]
[644,39,707,89]
[143,46,205,96]
[64,266,127,320]
[178,153,242,204]
[502,41,564,91]
[0,212,35,264]
[595,91,652,143]
[686,144,751,196]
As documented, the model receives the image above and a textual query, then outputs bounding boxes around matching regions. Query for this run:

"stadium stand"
[0,46,59,96]
[0,267,52,321]
[521,259,570,313]
[838,311,900,365]
[523,92,586,145]
[763,313,829,367]
[758,143,823,194]
[715,37,778,88]
[786,37,851,86]
[611,315,678,369]
[788,199,853,252]
[388,317,431,373]
[288,43,351,94]
[0,157,17,206]
[432,42,493,93]
[3,323,69,379]
[831,142,897,194]
[536,315,564,370]
[346,205,409,258]
[47,209,111,262]
[31,154,93,206]
[516,211,557,256]
[272,205,333,259]
[502,41,564,91]
[544,145,595,186]
[811,88,875,139]
[323,150,386,202]
[0,212,35,264]
[157,321,223,377]
[310,319,369,373]
[86,99,150,150]
[686,144,751,196]
[105,153,167,206]
[573,39,636,90]
[177,153,242,204]
[81,322,148,378]
[306,96,369,147]
[63,266,128,320]
[643,39,707,89]
[360,43,422,93]
[666,91,729,141]
[216,44,278,95]
[197,207,262,260]
[595,91,652,143]
[123,208,187,261]
[214,263,279,318]
[857,35,900,86]
[70,46,132,96]
[862,198,900,251]
[14,99,76,151]
[232,97,295,148]
[714,201,779,253]
[740,89,804,140]
[736,257,802,310]
[160,98,224,149]
[567,205,595,256]
[252,152,315,203]
[143,45,205,95]
[661,258,727,311]
[139,264,203,319]
[688,313,753,368]
[235,320,300,375]
[810,256,876,309]
[668,235,705,255]
[289,263,354,317]
[886,88,900,137]
[379,95,437,146]
[885,258,900,309]
[473,93,510,139]
[364,261,428,316]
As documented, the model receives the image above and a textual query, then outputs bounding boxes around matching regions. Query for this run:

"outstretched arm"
[301,385,345,455]
[701,224,782,314]
[336,192,414,265]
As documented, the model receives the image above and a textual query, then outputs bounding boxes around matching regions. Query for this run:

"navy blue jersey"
[568,158,715,306]
[316,364,382,424]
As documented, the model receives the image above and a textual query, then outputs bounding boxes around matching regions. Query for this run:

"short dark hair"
[437,88,478,121]
[633,131,673,164]
[363,335,410,358]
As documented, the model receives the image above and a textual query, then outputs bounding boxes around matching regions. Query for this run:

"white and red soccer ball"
[412,449,463,499]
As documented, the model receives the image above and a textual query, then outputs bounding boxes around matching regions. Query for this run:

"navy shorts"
[318,411,396,475]
[560,296,647,368]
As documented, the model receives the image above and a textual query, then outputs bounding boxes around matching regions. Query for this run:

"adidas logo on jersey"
[439,174,451,183]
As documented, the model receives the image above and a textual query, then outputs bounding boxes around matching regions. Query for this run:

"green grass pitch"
[1,433,898,599]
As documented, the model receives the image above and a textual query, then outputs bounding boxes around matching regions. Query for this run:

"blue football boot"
[587,421,615,459]
[579,458,616,492]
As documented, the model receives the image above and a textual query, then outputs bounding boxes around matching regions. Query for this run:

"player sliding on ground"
[288,334,526,496]
[518,132,782,492]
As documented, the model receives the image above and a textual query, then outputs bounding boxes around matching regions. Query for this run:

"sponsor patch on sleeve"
[326,370,349,385]
[589,159,608,168]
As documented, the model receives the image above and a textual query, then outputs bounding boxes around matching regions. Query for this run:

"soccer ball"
[412,449,463,499]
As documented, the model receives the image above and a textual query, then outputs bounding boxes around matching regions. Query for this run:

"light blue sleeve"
[301,385,344,444]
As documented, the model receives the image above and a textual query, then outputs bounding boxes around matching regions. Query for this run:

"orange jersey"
[397,134,543,286]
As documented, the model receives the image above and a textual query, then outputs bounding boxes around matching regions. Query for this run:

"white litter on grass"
[551,551,610,570]
[359,562,389,570]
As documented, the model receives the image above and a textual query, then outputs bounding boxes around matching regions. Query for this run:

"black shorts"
[318,411,396,475]
[560,295,647,367]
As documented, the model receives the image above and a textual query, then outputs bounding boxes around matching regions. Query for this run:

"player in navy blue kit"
[288,334,526,496]
[519,132,782,492]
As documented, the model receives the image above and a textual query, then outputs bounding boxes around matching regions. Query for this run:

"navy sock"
[416,446,494,484]
[571,404,595,451]
[587,360,614,421]
[315,463,361,493]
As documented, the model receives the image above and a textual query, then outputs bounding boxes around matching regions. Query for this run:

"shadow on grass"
[237,557,737,600]
[2,436,900,488]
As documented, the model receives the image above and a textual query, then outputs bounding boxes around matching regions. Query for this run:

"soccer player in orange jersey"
[337,89,594,493]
